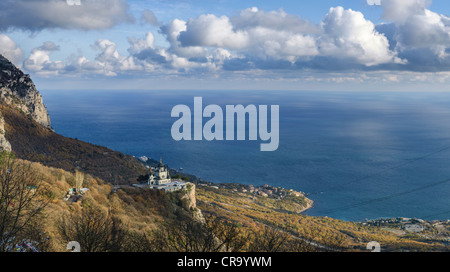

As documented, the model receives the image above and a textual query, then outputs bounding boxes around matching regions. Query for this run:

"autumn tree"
[0,151,48,252]
[57,205,125,252]
[160,215,247,252]
[248,225,290,252]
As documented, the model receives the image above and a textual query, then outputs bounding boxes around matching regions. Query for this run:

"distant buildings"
[405,224,425,233]
[138,156,149,163]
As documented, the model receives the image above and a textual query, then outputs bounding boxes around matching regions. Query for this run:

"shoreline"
[139,156,450,223]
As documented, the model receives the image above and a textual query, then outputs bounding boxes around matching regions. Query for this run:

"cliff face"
[181,183,205,223]
[0,54,52,131]
[0,115,11,152]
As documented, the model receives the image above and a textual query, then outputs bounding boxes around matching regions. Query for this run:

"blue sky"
[2,0,450,91]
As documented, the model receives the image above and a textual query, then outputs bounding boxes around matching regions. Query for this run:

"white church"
[134,158,186,192]
[148,159,172,186]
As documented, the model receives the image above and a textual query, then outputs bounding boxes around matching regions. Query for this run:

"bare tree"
[204,216,248,252]
[57,206,125,252]
[163,217,215,252]
[122,231,160,252]
[248,225,290,252]
[159,215,247,252]
[0,151,48,252]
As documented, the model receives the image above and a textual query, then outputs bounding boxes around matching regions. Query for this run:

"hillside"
[0,153,202,252]
[2,153,446,252]
[1,104,149,184]
[196,185,449,252]
[0,53,152,185]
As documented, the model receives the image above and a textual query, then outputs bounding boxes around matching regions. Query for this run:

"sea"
[41,89,450,222]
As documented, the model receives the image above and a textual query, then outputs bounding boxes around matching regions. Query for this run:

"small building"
[148,159,172,186]
[133,158,186,192]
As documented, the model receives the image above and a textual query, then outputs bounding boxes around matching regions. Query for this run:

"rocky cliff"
[0,54,52,131]
[181,182,205,222]
[0,54,148,184]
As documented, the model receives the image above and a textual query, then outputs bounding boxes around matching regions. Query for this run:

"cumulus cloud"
[232,7,319,34]
[381,0,432,22]
[18,2,450,81]
[0,34,24,65]
[161,19,208,59]
[174,7,400,67]
[177,8,320,62]
[128,31,232,72]
[179,14,249,50]
[376,0,450,71]
[24,39,145,77]
[319,7,403,66]
[0,0,133,31]
[23,41,64,75]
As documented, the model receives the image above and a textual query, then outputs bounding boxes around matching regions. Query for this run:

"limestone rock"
[0,114,11,152]
[181,182,205,223]
[0,54,52,130]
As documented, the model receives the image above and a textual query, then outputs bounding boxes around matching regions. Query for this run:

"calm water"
[41,89,450,221]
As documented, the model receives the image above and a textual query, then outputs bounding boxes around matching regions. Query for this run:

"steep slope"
[0,54,148,184]
[1,104,148,184]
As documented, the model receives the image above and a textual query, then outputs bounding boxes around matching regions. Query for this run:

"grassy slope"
[26,158,187,252]
[196,186,447,252]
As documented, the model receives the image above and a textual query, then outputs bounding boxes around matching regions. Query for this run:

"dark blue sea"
[41,89,450,221]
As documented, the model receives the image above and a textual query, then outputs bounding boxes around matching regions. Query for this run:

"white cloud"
[381,0,432,22]
[0,0,133,31]
[23,41,63,75]
[128,32,155,54]
[376,0,450,70]
[0,34,24,65]
[395,9,450,61]
[179,14,249,50]
[232,7,319,34]
[173,6,403,66]
[18,2,450,82]
[176,8,320,63]
[24,39,145,77]
[161,19,208,59]
[319,7,403,66]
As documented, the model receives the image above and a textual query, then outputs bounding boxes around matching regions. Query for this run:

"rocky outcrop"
[181,182,205,223]
[0,54,52,130]
[0,114,11,152]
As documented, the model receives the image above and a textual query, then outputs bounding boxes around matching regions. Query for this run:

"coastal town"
[362,217,450,243]
[198,181,308,200]
[135,156,306,199]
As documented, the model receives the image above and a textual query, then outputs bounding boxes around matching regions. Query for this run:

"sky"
[2,0,450,91]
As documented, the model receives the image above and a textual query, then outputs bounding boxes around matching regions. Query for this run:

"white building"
[148,159,172,186]
[133,158,186,192]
